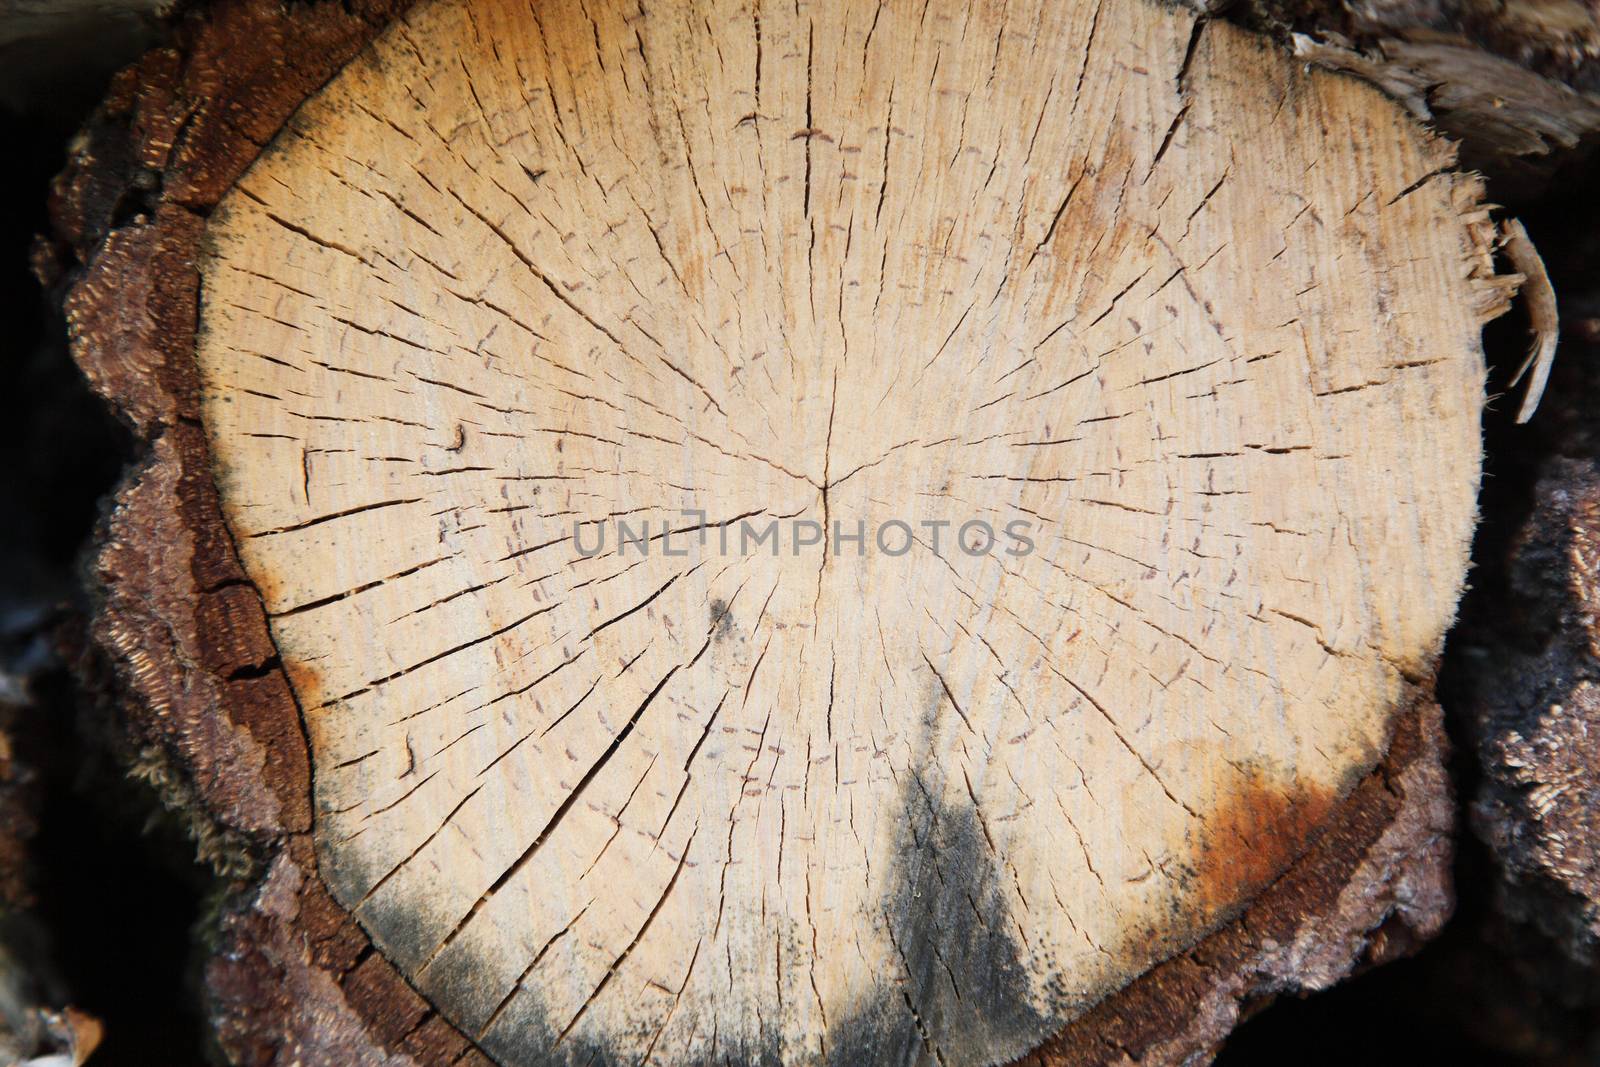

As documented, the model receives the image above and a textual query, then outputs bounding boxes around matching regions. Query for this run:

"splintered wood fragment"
[59,0,1509,1062]
[1501,218,1560,422]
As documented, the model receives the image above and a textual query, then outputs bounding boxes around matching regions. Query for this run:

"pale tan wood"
[193,0,1505,1061]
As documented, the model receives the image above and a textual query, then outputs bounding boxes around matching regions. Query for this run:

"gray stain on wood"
[459,691,1051,1067]
[825,779,1053,1067]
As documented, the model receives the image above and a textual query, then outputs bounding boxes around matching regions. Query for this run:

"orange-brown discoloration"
[281,658,324,715]
[1018,697,1451,1067]
[1190,771,1338,923]
[247,566,287,614]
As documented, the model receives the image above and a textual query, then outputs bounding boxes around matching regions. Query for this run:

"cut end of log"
[58,0,1508,1062]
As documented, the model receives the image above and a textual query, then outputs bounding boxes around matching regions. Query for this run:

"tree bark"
[51,0,1520,1063]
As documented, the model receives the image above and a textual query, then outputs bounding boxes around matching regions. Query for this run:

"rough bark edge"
[42,3,481,1064]
[43,1,1459,1063]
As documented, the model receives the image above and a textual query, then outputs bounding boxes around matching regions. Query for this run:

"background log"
[1232,0,1600,199]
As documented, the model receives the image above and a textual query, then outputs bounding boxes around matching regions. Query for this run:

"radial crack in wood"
[79,0,1509,1062]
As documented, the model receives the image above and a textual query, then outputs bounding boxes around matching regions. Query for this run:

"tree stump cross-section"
[62,0,1515,1062]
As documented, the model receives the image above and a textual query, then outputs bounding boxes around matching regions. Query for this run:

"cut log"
[54,0,1517,1062]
